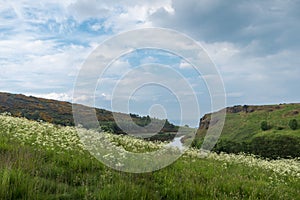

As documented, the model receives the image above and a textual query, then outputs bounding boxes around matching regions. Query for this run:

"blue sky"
[0,0,299,126]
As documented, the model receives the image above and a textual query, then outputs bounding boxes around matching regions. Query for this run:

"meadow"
[0,113,299,199]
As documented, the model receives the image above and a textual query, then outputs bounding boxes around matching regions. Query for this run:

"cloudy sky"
[1,0,299,126]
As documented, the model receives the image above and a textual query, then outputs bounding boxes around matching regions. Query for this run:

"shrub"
[261,121,270,131]
[289,119,298,130]
[276,126,284,130]
[250,135,300,158]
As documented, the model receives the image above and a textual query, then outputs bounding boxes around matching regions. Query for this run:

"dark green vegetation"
[0,92,177,140]
[193,104,300,159]
[261,121,271,131]
[289,119,298,130]
[0,117,299,200]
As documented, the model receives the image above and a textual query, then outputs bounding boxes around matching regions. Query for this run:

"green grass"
[0,114,300,199]
[194,104,300,158]
[1,141,299,199]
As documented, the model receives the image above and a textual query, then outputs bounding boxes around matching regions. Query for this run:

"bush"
[276,126,284,130]
[250,135,300,158]
[213,140,249,154]
[289,119,298,130]
[261,121,270,131]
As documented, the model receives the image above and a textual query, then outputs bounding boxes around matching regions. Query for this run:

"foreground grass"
[0,114,300,199]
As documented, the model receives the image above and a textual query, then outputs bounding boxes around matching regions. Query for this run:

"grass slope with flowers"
[0,113,300,199]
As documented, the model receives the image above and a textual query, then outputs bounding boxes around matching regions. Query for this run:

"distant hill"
[0,92,178,140]
[193,104,300,158]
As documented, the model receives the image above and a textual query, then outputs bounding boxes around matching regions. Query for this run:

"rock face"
[198,106,247,130]
[226,105,257,113]
[199,114,210,130]
[226,105,244,113]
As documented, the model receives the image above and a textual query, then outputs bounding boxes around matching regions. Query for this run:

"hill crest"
[0,92,178,139]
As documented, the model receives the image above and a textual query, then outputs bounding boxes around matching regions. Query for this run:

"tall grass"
[0,114,299,199]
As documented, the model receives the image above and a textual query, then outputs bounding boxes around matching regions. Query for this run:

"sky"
[0,0,299,126]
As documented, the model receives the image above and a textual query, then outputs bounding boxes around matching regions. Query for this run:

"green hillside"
[0,114,299,199]
[193,104,300,158]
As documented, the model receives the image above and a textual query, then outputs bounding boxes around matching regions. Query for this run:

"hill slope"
[0,114,299,199]
[0,92,177,140]
[193,104,300,158]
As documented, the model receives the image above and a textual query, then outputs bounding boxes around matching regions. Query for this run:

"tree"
[145,115,151,126]
[243,105,249,113]
[101,125,113,133]
[261,121,270,131]
[289,119,298,130]
[32,111,40,120]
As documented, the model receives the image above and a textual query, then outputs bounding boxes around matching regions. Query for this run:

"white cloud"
[1,0,299,123]
[68,0,110,22]
[0,36,92,94]
[140,56,158,64]
[90,23,102,31]
[200,41,240,66]
[100,92,112,101]
[66,0,173,32]
[104,60,131,76]
[31,92,73,102]
[179,61,192,69]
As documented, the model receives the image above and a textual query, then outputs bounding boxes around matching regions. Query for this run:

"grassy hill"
[0,92,178,141]
[0,114,299,199]
[193,104,300,158]
[1,91,299,158]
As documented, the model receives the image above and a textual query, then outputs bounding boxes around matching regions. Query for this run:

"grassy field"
[194,103,300,158]
[0,114,300,199]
